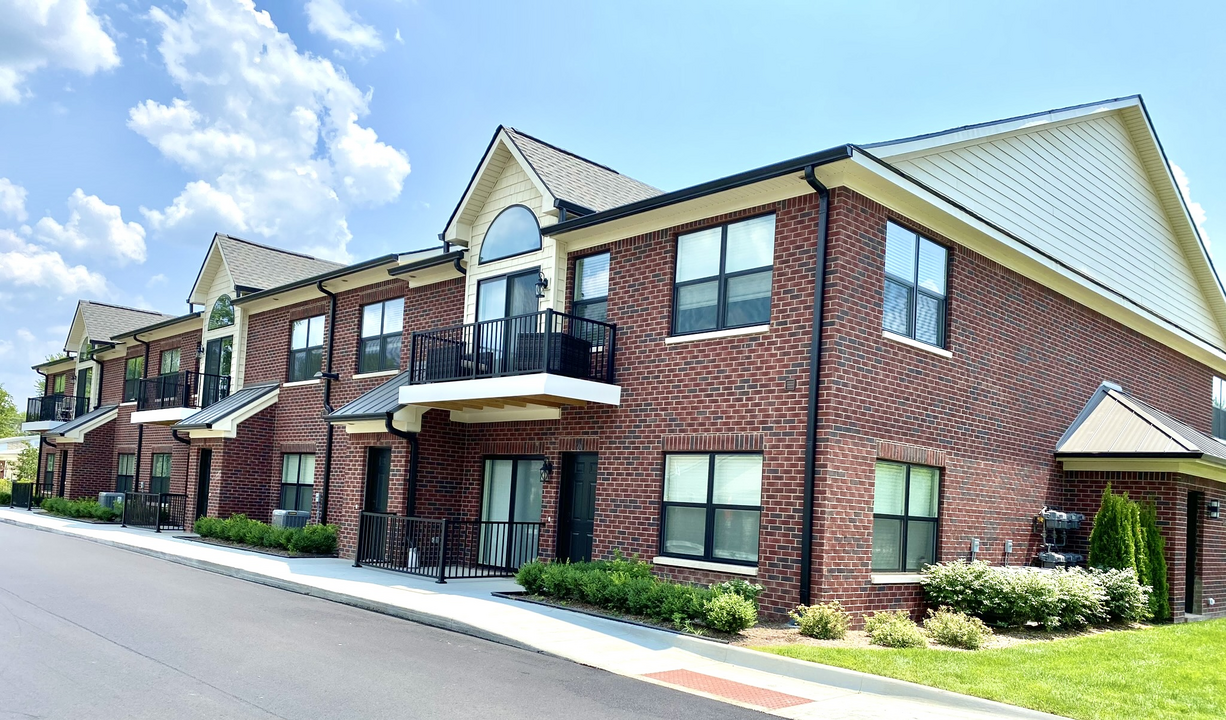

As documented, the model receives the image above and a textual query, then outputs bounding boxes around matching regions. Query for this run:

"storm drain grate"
[643,669,812,710]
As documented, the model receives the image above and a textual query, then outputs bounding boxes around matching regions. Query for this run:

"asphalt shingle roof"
[504,128,662,213]
[174,382,279,430]
[326,370,411,422]
[216,235,345,292]
[78,302,177,344]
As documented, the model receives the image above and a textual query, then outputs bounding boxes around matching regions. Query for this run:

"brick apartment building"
[19,95,1225,621]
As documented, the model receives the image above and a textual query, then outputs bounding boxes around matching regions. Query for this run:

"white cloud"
[0,228,109,296]
[305,0,383,53]
[0,178,29,222]
[0,0,121,102]
[147,272,168,287]
[32,188,147,265]
[132,0,410,261]
[394,28,403,45]
[1171,163,1210,246]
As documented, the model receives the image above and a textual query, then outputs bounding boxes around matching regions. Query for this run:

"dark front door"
[203,337,233,407]
[365,447,391,513]
[1186,492,1203,615]
[195,449,212,520]
[75,367,92,415]
[557,453,598,563]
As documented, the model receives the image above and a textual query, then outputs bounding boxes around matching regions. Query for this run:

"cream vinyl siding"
[891,113,1225,347]
[463,159,565,323]
[200,252,244,390]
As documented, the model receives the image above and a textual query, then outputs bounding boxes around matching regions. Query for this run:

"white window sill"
[870,573,923,585]
[352,369,401,380]
[665,324,770,345]
[652,556,758,577]
[120,401,137,407]
[882,330,953,359]
[282,379,320,388]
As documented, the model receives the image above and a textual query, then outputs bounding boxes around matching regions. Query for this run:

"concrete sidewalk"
[0,507,1062,720]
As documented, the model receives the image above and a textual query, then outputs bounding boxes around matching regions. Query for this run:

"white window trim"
[652,556,758,577]
[119,401,137,407]
[665,324,770,345]
[871,572,923,585]
[352,369,401,381]
[281,379,320,388]
[882,330,953,359]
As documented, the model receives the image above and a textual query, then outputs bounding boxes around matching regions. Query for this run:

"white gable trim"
[188,235,235,306]
[444,129,556,245]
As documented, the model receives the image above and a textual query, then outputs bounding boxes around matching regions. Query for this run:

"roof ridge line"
[505,126,623,176]
[219,233,342,264]
[81,300,172,316]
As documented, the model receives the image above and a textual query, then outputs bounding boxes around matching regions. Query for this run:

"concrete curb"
[1,512,1065,719]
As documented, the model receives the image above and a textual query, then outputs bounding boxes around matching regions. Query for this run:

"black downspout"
[34,368,48,488]
[452,256,466,276]
[384,412,419,517]
[317,280,338,524]
[800,165,831,607]
[172,430,191,496]
[58,445,68,497]
[134,333,152,493]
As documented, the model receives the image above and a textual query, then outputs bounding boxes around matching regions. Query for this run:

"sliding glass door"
[480,458,543,568]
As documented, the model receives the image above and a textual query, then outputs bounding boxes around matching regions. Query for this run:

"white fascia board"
[22,420,62,433]
[399,373,621,407]
[131,407,197,425]
[867,97,1141,160]
[53,407,118,442]
[841,151,1226,376]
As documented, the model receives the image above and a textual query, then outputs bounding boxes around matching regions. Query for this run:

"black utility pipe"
[317,280,338,524]
[800,165,831,607]
[172,430,191,496]
[34,367,48,487]
[384,412,419,517]
[134,333,152,492]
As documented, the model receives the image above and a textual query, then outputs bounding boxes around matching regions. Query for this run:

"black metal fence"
[408,309,616,385]
[25,394,89,423]
[355,513,541,582]
[136,371,231,412]
[121,492,187,532]
[9,482,34,510]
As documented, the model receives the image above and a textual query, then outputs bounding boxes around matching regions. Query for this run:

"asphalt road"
[0,522,765,719]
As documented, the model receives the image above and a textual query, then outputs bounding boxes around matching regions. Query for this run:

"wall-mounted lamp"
[196,342,205,358]
[540,459,554,483]
[535,271,550,300]
[1209,499,1221,520]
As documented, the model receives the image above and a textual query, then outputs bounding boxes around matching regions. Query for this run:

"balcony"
[23,395,89,432]
[399,309,621,422]
[131,371,231,425]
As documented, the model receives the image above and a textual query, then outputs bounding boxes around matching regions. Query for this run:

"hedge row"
[193,514,338,555]
[516,557,761,634]
[40,496,120,522]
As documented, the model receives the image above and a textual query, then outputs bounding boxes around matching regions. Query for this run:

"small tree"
[1130,500,1149,586]
[1139,502,1171,621]
[1089,484,1137,571]
[16,445,38,482]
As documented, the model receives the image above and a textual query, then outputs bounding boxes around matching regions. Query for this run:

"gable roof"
[866,95,1226,350]
[188,233,345,304]
[68,301,177,350]
[503,128,662,213]
[1057,383,1226,464]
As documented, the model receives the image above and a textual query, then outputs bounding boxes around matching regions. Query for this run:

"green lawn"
[760,620,1226,720]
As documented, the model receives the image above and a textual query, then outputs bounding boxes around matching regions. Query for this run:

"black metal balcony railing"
[354,513,541,582]
[408,309,616,385]
[136,371,231,412]
[121,492,187,532]
[25,395,89,423]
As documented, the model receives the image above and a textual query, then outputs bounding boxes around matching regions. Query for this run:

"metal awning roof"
[174,383,280,430]
[326,370,411,422]
[46,404,118,440]
[1057,383,1226,463]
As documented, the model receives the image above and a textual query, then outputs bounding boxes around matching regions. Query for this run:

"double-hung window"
[52,374,66,395]
[123,357,144,402]
[883,222,948,348]
[280,454,315,512]
[1214,377,1226,440]
[872,461,940,572]
[289,315,325,382]
[44,452,55,492]
[660,454,762,565]
[359,299,403,374]
[160,348,180,375]
[573,253,610,322]
[673,214,774,335]
[150,453,172,494]
[116,453,135,493]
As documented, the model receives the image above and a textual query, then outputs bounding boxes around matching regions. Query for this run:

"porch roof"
[326,370,411,422]
[174,382,279,430]
[46,404,117,442]
[1057,383,1226,481]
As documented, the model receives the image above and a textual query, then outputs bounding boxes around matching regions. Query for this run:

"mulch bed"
[492,591,733,643]
[178,535,338,559]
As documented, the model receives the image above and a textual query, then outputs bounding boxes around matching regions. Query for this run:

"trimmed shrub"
[40,496,120,522]
[1093,567,1151,622]
[710,579,764,605]
[790,602,850,640]
[703,592,757,634]
[1089,484,1138,572]
[0,491,10,506]
[1140,502,1171,621]
[515,559,548,595]
[1051,568,1109,628]
[193,514,337,555]
[864,611,927,648]
[924,608,993,650]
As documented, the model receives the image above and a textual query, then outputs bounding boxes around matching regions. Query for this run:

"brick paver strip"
[643,668,812,710]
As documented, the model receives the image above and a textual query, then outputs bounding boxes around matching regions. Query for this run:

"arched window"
[79,338,94,361]
[209,295,235,330]
[478,205,541,264]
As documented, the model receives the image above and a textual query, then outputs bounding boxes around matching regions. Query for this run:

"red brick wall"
[63,422,115,500]
[810,187,1219,618]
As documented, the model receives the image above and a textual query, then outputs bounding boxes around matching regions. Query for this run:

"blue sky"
[1,0,1223,399]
